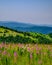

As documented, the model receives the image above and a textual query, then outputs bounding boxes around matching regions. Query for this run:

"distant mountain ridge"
[0,21,52,34]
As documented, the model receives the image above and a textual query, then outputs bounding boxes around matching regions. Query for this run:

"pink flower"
[18,43,23,48]
[30,53,32,59]
[36,47,39,51]
[27,47,30,52]
[26,44,29,47]
[14,52,17,57]
[3,50,7,55]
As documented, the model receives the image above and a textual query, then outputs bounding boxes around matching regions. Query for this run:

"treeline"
[0,35,37,44]
[0,33,52,44]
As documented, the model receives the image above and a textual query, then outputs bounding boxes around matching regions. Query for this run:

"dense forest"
[0,26,52,44]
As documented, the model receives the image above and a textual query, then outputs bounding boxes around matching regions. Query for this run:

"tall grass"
[0,43,52,65]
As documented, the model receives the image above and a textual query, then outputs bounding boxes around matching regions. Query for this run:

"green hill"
[0,26,52,44]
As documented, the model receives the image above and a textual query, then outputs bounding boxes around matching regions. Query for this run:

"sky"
[0,0,52,25]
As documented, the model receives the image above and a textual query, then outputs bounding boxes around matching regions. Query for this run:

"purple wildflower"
[30,53,32,59]
[14,52,17,57]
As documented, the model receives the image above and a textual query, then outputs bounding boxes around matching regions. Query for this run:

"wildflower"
[35,45,39,51]
[3,50,7,55]
[27,47,31,52]
[14,52,17,57]
[26,44,29,47]
[30,53,32,59]
[18,43,23,48]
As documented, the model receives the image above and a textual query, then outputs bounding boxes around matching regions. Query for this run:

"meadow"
[0,43,52,65]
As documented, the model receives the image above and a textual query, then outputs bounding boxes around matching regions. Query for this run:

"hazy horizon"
[0,21,52,26]
[0,0,52,25]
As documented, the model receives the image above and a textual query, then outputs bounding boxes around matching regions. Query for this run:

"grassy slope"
[0,26,24,37]
[0,26,52,43]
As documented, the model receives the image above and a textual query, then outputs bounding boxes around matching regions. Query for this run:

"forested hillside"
[0,26,52,44]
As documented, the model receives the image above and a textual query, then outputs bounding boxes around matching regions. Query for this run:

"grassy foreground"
[0,43,52,65]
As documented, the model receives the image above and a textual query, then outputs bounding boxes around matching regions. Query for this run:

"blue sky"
[0,0,52,25]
